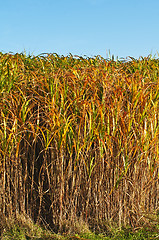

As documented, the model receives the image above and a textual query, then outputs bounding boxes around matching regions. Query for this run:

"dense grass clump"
[0,52,159,235]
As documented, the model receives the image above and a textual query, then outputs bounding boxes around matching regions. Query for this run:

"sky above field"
[1,0,159,59]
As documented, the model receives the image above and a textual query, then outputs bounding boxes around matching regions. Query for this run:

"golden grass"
[0,52,158,233]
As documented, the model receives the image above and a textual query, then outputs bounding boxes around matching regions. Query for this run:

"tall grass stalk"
[0,52,158,233]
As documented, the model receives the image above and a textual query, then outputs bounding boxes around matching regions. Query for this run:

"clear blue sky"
[1,0,159,59]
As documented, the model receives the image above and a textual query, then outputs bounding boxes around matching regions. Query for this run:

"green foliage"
[2,222,159,240]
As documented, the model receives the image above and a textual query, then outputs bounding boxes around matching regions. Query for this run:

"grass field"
[1,213,159,239]
[0,52,159,238]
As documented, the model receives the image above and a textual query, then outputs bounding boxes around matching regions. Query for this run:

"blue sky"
[1,0,159,59]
